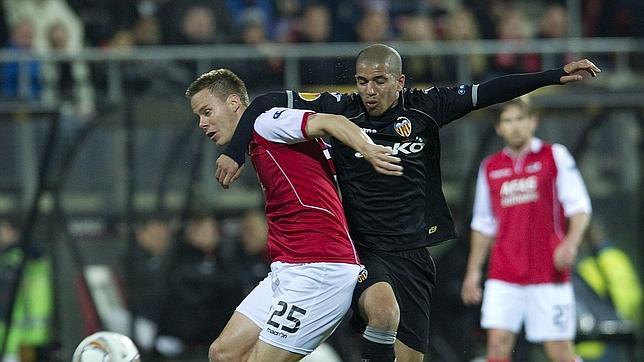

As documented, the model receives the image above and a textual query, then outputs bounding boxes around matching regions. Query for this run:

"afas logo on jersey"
[298,92,321,101]
[394,117,412,137]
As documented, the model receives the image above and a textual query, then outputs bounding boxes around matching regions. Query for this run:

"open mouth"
[206,131,217,140]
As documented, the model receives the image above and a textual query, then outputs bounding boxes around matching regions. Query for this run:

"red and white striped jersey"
[471,138,591,284]
[250,107,360,265]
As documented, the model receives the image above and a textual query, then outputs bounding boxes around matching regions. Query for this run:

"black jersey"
[224,68,565,251]
[286,86,476,251]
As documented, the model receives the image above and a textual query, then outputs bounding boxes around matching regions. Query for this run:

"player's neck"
[506,142,531,157]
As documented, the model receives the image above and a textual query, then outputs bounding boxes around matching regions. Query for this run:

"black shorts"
[351,246,436,353]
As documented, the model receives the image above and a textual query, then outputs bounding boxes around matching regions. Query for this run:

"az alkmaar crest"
[394,117,412,137]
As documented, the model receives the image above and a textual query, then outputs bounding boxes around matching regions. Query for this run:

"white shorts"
[236,261,360,355]
[480,279,576,342]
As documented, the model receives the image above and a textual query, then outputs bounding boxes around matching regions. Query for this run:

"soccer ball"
[72,331,140,362]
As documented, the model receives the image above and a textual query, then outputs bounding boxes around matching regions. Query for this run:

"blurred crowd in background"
[1,0,643,119]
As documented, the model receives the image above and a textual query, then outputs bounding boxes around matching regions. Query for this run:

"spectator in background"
[157,1,235,77]
[224,0,274,36]
[41,20,95,118]
[127,215,172,355]
[159,1,233,45]
[1,18,41,100]
[461,97,592,362]
[231,10,283,91]
[3,0,93,117]
[234,209,269,296]
[3,0,84,50]
[443,7,488,82]
[574,221,642,362]
[272,0,301,42]
[116,16,192,97]
[397,14,446,86]
[65,0,138,46]
[294,3,352,85]
[355,5,392,43]
[537,3,575,69]
[156,213,243,358]
[490,5,541,76]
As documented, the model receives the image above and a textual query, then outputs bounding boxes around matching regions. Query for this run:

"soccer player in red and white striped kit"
[461,97,592,362]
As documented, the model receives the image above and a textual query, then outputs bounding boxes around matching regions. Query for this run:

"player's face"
[190,88,239,145]
[355,62,405,116]
[495,105,537,151]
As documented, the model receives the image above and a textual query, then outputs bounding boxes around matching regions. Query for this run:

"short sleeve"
[552,144,592,217]
[470,162,498,236]
[254,107,315,144]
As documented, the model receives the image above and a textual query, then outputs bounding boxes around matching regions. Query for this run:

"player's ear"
[397,74,405,91]
[528,116,539,132]
[227,94,241,111]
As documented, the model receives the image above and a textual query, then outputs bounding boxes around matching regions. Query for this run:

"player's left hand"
[561,59,601,83]
[553,239,578,271]
[215,154,244,189]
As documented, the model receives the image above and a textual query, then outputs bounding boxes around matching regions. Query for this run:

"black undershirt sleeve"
[475,68,566,109]
[222,92,288,165]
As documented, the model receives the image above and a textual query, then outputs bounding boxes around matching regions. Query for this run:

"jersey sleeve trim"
[472,84,479,107]
[287,90,294,108]
[300,111,315,140]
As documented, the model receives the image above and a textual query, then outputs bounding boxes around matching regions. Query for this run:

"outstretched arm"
[305,114,403,176]
[476,59,601,109]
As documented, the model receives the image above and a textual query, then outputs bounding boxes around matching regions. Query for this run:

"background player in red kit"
[215,44,600,362]
[461,97,592,362]
[185,68,402,362]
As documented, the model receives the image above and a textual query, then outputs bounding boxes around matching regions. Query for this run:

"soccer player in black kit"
[213,45,600,362]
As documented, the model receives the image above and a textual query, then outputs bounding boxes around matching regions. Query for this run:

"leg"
[247,339,304,362]
[525,283,577,362]
[486,328,517,360]
[358,281,399,362]
[209,311,261,362]
[542,340,577,362]
[359,282,400,331]
[480,280,525,362]
[394,340,424,362]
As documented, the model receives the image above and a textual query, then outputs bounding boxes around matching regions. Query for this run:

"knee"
[364,302,400,330]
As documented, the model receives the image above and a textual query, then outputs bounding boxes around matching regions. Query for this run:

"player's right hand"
[461,270,483,305]
[561,59,601,83]
[360,144,403,176]
[215,154,244,189]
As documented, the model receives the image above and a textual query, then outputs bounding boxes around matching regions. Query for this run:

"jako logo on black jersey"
[354,140,425,158]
